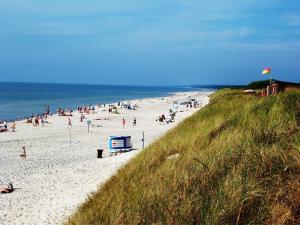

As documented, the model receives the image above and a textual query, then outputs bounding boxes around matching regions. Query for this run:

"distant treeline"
[190,84,244,89]
[245,79,272,89]
[191,80,271,90]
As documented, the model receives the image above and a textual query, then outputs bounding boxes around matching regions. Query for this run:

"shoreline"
[0,90,212,225]
[0,82,216,122]
[1,90,208,124]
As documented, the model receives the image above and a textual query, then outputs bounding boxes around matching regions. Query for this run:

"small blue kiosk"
[108,136,132,156]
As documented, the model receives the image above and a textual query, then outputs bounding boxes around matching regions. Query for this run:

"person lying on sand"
[0,183,14,194]
[0,127,7,132]
[59,112,73,116]
[156,114,166,123]
[0,121,8,132]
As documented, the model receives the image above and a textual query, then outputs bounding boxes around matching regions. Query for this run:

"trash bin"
[97,149,103,158]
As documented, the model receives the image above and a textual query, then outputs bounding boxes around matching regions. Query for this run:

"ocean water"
[0,82,217,121]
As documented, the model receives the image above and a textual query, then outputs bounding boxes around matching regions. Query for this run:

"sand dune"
[0,91,211,225]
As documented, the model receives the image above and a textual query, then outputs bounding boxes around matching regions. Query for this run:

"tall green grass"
[67,89,300,225]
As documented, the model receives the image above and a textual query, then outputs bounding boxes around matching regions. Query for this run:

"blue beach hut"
[108,136,132,155]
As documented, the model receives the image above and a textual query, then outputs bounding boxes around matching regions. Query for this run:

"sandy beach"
[0,91,211,225]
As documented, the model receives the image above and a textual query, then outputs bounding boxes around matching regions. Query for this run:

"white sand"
[0,91,212,225]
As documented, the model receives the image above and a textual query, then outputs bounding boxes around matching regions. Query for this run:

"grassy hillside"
[67,89,300,225]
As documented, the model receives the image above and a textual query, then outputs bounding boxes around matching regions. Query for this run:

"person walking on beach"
[122,118,126,128]
[47,105,49,115]
[133,117,137,127]
[68,118,72,127]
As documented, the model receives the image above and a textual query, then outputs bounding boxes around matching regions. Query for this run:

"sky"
[0,0,299,86]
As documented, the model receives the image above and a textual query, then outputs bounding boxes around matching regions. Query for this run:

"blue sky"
[0,0,299,85]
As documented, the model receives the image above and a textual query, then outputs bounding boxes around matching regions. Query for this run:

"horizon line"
[0,80,244,88]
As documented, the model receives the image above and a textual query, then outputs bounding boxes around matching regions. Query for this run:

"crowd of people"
[0,105,53,132]
[1,100,143,135]
[57,108,73,116]
[25,113,49,127]
[1,97,192,134]
[78,105,95,114]
[157,110,176,124]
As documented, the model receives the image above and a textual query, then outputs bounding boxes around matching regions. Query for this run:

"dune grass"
[67,89,300,225]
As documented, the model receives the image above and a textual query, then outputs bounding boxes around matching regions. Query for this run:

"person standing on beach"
[34,116,39,127]
[122,118,126,128]
[11,122,16,132]
[20,147,26,160]
[41,116,45,127]
[133,117,137,127]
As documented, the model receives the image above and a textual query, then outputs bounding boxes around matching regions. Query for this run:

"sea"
[0,82,219,121]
